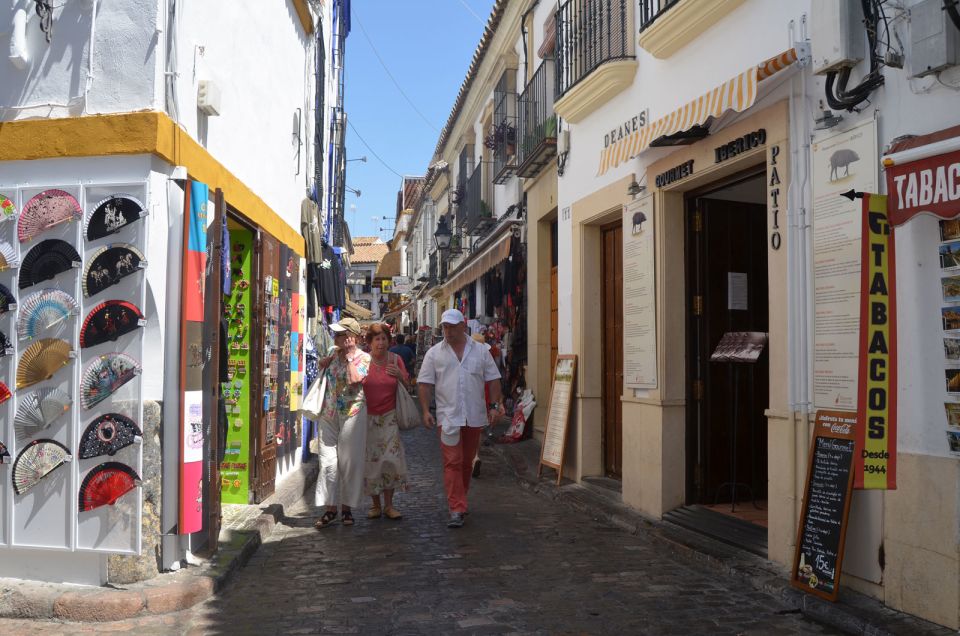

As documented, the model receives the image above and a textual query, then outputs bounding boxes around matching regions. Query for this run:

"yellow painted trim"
[0,112,305,255]
[290,0,314,35]
[638,0,747,59]
[553,59,638,124]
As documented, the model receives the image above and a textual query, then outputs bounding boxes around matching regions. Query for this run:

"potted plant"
[480,200,492,219]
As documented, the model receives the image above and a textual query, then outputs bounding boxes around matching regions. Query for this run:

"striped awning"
[597,48,799,176]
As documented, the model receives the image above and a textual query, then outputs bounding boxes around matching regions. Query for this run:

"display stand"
[709,332,767,512]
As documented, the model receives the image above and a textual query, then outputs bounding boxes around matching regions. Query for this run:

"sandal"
[341,510,355,526]
[314,510,337,529]
[367,506,382,519]
[384,507,402,520]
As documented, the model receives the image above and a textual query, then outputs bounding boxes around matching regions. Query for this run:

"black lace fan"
[79,301,144,348]
[78,414,142,459]
[85,195,145,241]
[0,283,15,314]
[82,244,145,297]
[19,239,81,290]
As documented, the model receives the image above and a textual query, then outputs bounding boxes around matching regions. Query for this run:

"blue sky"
[343,0,496,241]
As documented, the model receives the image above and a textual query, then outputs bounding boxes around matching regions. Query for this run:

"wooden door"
[686,195,769,503]
[550,220,558,372]
[202,190,225,551]
[254,232,278,502]
[601,223,624,478]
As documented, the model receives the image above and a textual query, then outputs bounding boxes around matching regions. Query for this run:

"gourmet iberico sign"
[855,194,897,489]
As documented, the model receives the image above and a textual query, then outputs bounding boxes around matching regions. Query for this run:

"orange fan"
[16,338,72,390]
[79,462,141,512]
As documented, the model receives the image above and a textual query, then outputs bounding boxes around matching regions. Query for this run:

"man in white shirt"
[418,309,504,528]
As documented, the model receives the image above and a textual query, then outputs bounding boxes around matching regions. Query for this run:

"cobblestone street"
[2,427,837,635]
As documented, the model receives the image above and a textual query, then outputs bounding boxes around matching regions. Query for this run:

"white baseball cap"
[440,308,465,325]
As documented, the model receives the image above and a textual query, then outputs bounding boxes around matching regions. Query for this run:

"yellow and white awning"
[597,48,799,176]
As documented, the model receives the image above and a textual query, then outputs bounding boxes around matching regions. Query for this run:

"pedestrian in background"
[314,317,370,529]
[417,309,503,528]
[363,323,410,520]
[389,333,416,376]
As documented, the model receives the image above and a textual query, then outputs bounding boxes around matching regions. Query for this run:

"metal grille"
[638,0,679,31]
[464,165,486,235]
[492,70,518,184]
[555,0,633,98]
[517,58,558,178]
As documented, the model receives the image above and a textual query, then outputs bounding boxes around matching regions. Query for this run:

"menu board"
[792,410,857,601]
[622,197,657,389]
[538,355,577,484]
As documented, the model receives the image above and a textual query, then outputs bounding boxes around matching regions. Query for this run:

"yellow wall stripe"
[0,112,305,255]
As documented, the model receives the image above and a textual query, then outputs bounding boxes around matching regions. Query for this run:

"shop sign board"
[792,410,857,602]
[622,196,657,389]
[886,148,960,225]
[381,280,393,293]
[855,194,897,489]
[392,276,413,293]
[538,355,577,484]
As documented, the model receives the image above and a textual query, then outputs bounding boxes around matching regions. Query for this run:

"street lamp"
[345,186,361,197]
[434,215,453,252]
[378,295,388,317]
[347,156,368,163]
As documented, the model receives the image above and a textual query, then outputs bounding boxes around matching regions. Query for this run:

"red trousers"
[439,426,482,513]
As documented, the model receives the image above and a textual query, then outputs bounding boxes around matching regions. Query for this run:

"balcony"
[491,71,518,184]
[464,167,494,236]
[638,0,747,59]
[517,58,558,179]
[554,0,636,123]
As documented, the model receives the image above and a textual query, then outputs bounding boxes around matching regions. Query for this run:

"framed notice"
[792,410,857,602]
[623,197,657,389]
[538,355,577,484]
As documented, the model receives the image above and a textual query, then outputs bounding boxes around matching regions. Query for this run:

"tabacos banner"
[886,147,960,225]
[855,194,897,489]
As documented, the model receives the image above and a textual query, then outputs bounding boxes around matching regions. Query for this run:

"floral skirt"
[363,409,409,496]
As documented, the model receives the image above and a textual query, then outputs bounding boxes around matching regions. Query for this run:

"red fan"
[79,462,141,512]
[79,300,144,348]
[0,382,10,405]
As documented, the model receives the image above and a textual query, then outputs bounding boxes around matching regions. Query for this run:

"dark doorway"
[685,171,769,516]
[601,221,624,479]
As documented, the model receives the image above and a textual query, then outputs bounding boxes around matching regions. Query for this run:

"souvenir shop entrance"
[684,169,769,524]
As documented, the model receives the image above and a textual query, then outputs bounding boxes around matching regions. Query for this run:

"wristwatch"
[487,402,500,411]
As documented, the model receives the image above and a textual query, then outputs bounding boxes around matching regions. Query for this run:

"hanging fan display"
[14,387,72,440]
[79,462,141,512]
[0,442,9,464]
[0,329,11,356]
[18,189,82,243]
[79,300,143,348]
[80,353,141,409]
[85,195,145,241]
[0,382,11,405]
[0,193,16,223]
[78,414,141,459]
[12,439,71,495]
[16,338,73,390]
[17,289,78,341]
[82,244,146,297]
[0,283,15,314]
[18,239,81,290]
[0,241,18,271]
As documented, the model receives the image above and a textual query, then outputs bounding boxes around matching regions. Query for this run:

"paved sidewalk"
[485,434,954,636]
[0,459,318,624]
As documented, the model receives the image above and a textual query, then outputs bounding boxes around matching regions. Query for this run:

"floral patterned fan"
[18,190,81,242]
[12,439,72,495]
[78,414,141,459]
[79,300,144,348]
[16,338,73,390]
[19,239,81,290]
[0,194,16,224]
[82,244,145,297]
[0,283,15,314]
[85,195,145,241]
[14,387,72,440]
[0,241,18,271]
[17,289,78,341]
[79,462,141,512]
[80,353,141,409]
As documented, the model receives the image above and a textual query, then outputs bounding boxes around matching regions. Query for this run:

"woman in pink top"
[362,323,410,520]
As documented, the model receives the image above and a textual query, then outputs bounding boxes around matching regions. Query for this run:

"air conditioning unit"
[810,0,865,75]
[910,0,960,78]
[197,80,221,116]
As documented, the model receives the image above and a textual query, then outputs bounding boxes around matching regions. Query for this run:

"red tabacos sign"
[886,148,960,225]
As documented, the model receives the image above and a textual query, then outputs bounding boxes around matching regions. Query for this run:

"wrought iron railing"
[555,0,633,98]
[464,166,491,235]
[638,0,679,32]
[492,71,518,184]
[517,58,558,178]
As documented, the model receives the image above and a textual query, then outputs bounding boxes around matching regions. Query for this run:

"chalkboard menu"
[792,410,857,601]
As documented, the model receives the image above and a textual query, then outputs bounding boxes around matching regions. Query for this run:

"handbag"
[394,382,422,431]
[300,374,328,420]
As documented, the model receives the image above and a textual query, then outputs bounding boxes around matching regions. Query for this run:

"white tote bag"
[394,384,422,431]
[300,375,328,420]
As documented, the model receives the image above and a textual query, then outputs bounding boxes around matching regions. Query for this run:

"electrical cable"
[352,13,439,132]
[345,119,406,179]
[824,0,885,111]
[458,0,487,26]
